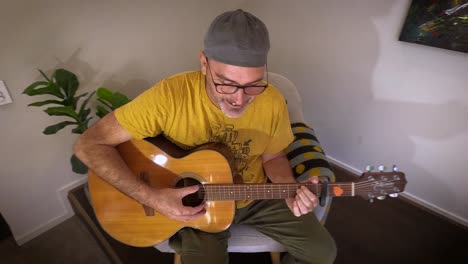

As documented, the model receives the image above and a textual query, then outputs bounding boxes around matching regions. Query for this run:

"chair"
[154,72,335,264]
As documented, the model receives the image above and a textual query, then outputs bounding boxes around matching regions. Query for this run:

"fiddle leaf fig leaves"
[43,121,77,135]
[24,68,132,174]
[95,87,130,117]
[54,69,79,99]
[24,69,94,174]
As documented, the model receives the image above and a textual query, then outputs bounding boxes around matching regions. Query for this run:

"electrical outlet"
[0,80,13,105]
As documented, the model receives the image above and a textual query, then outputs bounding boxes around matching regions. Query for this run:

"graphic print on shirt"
[209,124,253,182]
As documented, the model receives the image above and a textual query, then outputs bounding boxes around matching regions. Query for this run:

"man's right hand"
[74,113,206,223]
[144,184,206,222]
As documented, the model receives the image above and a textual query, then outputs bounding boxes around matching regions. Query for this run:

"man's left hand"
[285,176,320,217]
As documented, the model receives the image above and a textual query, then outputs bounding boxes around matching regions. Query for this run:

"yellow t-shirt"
[115,71,294,208]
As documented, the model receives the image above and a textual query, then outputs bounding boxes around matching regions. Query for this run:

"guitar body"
[88,136,408,247]
[88,137,235,247]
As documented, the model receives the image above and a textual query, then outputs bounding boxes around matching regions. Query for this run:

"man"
[74,9,336,264]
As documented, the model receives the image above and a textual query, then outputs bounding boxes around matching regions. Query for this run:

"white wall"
[0,0,247,244]
[248,0,468,225]
[0,0,467,245]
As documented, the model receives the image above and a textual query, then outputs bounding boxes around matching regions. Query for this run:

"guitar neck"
[203,182,354,201]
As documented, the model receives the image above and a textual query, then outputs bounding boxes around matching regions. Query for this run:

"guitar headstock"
[355,165,407,202]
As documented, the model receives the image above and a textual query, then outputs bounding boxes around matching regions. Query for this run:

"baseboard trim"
[15,212,70,246]
[57,176,89,219]
[15,177,88,245]
[327,156,362,175]
[399,192,468,229]
[327,155,468,229]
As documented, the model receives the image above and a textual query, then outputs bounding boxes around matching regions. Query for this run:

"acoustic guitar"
[88,136,407,247]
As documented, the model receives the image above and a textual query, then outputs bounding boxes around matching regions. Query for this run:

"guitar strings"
[144,179,403,203]
[144,179,400,190]
[194,179,401,193]
[198,179,401,190]
[179,179,402,201]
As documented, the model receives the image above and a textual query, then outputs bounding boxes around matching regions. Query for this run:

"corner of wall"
[14,177,88,245]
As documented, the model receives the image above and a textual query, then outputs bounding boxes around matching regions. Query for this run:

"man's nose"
[231,89,246,104]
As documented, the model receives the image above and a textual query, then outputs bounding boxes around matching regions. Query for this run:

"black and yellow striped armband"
[284,123,336,183]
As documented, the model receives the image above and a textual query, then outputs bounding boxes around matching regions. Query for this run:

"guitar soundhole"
[176,177,205,207]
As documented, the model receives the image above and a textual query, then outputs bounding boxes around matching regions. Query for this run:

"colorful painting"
[399,0,468,53]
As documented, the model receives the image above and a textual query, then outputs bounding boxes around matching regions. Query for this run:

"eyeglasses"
[206,58,268,95]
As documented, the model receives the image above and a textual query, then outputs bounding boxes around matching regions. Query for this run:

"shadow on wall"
[37,47,152,117]
[45,48,99,89]
[99,61,152,100]
[259,0,468,215]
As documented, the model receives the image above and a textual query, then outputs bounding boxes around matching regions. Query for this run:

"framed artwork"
[399,0,468,53]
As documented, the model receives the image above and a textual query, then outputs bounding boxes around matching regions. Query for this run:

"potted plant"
[23,68,130,174]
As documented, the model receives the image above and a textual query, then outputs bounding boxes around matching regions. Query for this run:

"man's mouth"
[226,100,242,108]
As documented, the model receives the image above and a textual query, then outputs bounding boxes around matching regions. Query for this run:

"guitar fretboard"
[202,183,354,201]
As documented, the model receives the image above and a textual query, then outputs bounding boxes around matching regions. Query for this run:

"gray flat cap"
[204,9,270,67]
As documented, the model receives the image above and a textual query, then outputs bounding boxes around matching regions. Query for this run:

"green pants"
[169,199,337,264]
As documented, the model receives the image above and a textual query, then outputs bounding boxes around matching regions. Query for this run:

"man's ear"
[199,51,207,75]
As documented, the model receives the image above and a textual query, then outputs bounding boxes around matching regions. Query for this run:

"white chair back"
[268,72,304,123]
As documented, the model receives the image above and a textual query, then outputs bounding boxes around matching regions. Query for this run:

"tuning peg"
[377,196,386,200]
[392,165,399,172]
[389,193,398,198]
[378,165,386,172]
[365,165,374,172]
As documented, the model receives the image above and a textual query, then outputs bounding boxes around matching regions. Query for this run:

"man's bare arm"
[74,112,153,205]
[74,112,206,221]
